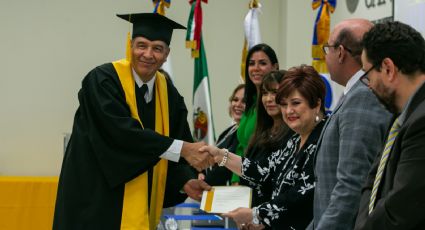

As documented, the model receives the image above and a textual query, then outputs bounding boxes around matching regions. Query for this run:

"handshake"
[181,141,227,171]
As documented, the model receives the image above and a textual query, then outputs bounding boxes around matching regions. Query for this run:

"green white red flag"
[186,0,215,144]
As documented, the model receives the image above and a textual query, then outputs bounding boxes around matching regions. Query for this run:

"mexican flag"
[186,0,215,144]
[192,38,215,144]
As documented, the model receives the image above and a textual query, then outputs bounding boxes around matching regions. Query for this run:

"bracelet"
[218,148,229,167]
[252,207,260,225]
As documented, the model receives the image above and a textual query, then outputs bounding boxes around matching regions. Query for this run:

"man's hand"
[222,207,253,227]
[181,142,214,171]
[241,223,265,230]
[183,179,212,201]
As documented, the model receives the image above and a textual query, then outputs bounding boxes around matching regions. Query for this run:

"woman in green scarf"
[233,43,280,186]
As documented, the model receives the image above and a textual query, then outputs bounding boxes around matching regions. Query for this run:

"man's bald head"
[330,19,373,65]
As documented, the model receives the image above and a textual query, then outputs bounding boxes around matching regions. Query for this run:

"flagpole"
[240,0,262,82]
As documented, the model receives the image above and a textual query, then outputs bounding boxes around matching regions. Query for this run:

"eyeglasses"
[359,65,377,85]
[322,43,353,55]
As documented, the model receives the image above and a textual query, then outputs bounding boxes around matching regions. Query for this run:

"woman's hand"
[199,145,222,163]
[222,207,253,227]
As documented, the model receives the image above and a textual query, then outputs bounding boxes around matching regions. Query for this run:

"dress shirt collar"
[344,69,364,95]
[132,68,156,103]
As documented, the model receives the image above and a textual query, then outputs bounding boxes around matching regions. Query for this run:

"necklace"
[215,124,238,146]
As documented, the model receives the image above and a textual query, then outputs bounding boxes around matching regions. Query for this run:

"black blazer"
[354,83,425,230]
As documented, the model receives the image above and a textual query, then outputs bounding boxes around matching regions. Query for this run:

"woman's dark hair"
[276,65,326,114]
[247,70,288,153]
[244,43,279,112]
[362,21,425,76]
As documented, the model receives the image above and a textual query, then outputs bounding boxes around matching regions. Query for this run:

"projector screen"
[394,0,425,37]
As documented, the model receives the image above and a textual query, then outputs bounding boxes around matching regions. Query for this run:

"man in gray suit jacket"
[310,19,392,229]
[355,21,425,230]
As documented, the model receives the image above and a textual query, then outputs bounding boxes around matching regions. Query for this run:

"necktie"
[140,84,148,103]
[368,117,400,214]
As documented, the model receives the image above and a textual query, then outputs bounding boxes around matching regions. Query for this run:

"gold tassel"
[126,32,132,62]
[191,49,200,58]
[240,39,248,82]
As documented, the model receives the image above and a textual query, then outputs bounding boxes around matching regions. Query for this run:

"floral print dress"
[241,119,326,229]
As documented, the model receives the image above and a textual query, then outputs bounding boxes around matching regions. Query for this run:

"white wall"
[0,0,392,176]
[0,0,283,175]
[395,0,425,37]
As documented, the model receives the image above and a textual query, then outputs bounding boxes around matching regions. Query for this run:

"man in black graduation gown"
[53,13,212,230]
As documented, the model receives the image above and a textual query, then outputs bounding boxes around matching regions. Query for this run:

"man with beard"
[310,19,392,230]
[355,21,425,229]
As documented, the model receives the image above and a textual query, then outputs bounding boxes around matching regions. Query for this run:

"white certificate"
[200,186,252,214]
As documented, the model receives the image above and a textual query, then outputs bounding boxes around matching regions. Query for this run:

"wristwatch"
[252,207,260,225]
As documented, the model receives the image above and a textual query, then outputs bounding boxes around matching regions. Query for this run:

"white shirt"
[344,69,365,95]
[132,69,183,162]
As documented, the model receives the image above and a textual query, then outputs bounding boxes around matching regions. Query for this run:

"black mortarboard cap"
[117,13,186,46]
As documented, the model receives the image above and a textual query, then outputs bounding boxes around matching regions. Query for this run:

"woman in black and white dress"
[200,65,327,230]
